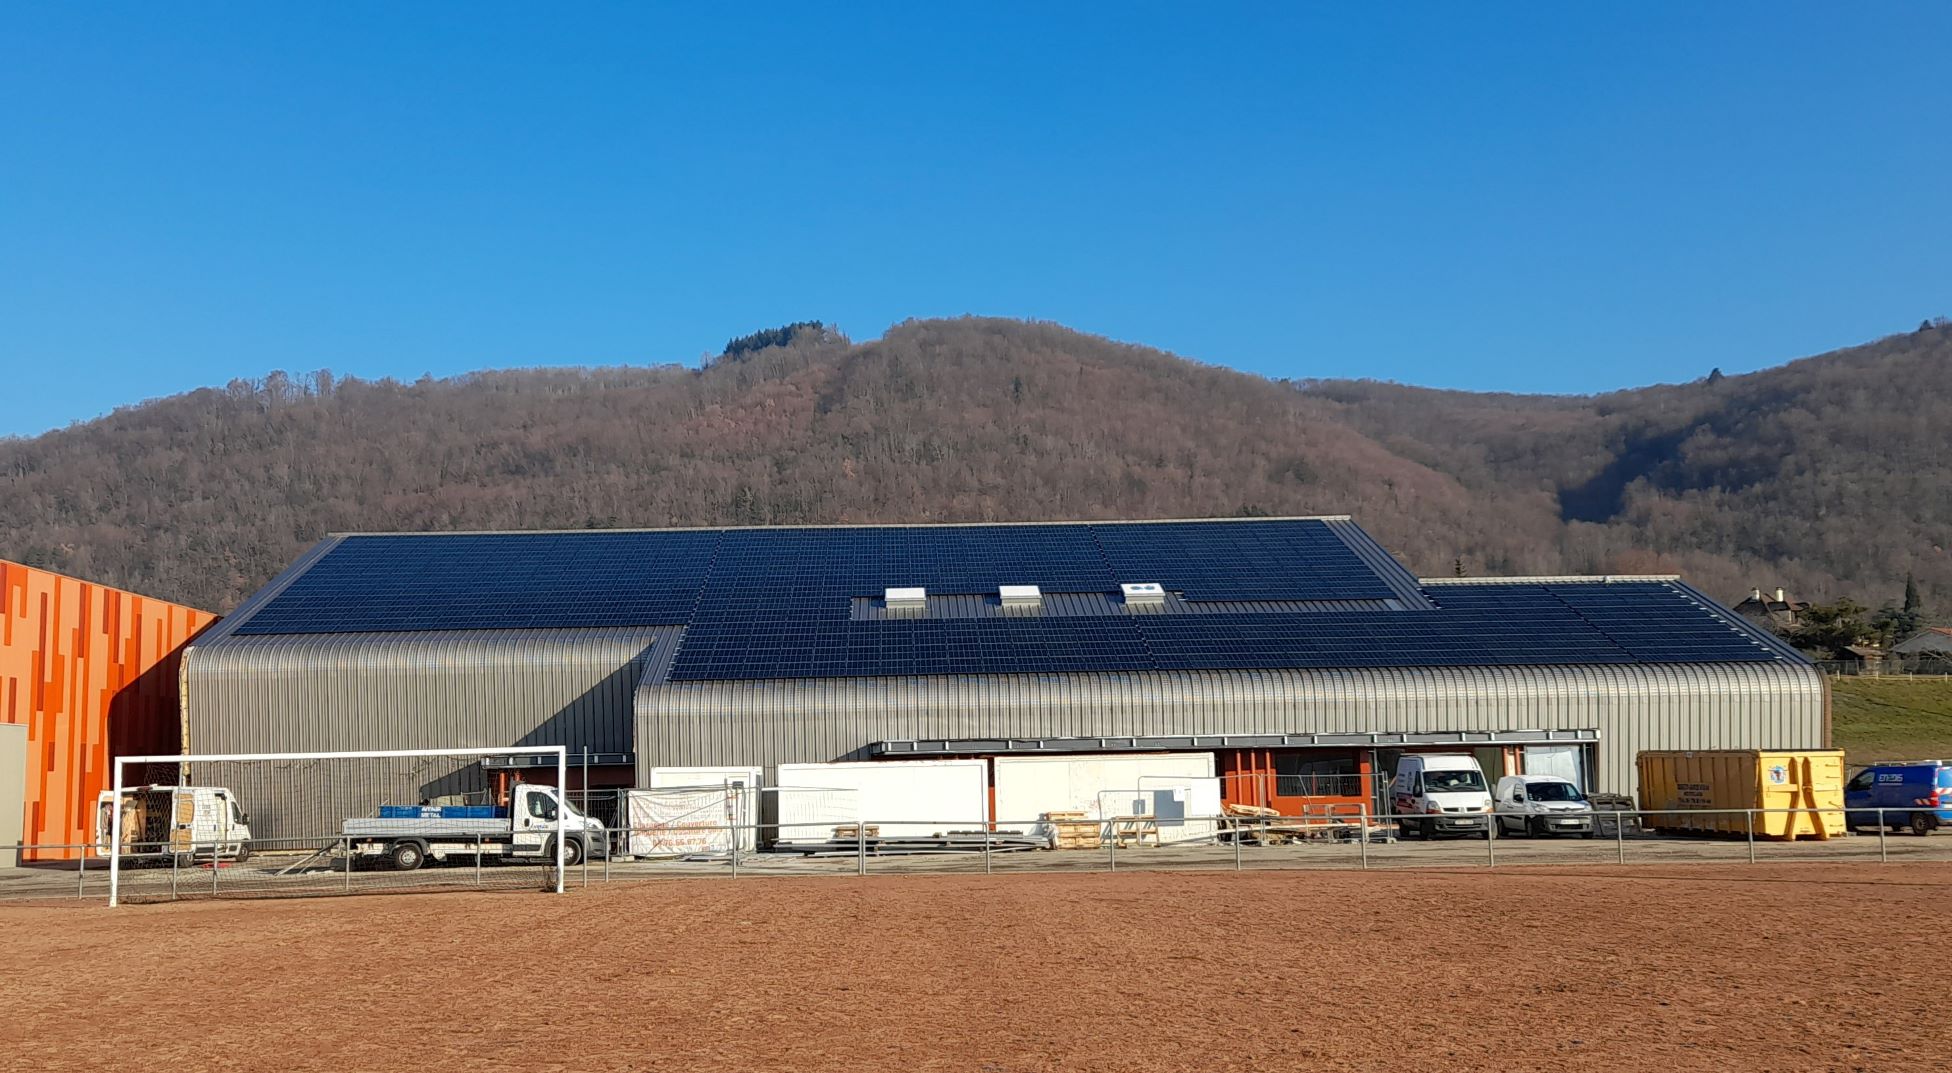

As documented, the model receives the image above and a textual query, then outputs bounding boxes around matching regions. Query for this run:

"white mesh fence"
[106,747,572,905]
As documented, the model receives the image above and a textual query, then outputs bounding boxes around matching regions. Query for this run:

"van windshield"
[1422,770,1486,793]
[1526,782,1585,802]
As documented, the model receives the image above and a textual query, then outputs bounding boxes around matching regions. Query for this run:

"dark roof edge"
[1665,577,1813,665]
[1320,518,1433,609]
[190,535,348,645]
[1419,574,1683,585]
[315,515,1357,539]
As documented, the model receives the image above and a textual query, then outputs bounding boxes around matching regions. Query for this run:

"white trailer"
[341,784,603,871]
[774,759,988,842]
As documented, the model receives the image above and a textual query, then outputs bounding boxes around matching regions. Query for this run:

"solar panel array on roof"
[228,521,1787,680]
[234,531,719,634]
[1095,520,1396,601]
[668,581,1778,680]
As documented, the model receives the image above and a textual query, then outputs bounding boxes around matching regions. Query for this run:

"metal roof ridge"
[1418,574,1683,585]
[319,515,1358,538]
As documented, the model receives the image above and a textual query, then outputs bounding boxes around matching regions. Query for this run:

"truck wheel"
[559,838,585,867]
[1528,817,1546,838]
[233,842,252,865]
[389,842,426,871]
[1910,813,1936,837]
[1420,819,1436,840]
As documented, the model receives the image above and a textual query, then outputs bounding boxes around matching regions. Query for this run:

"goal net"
[105,747,576,905]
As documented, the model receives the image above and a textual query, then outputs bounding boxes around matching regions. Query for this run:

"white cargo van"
[94,785,253,864]
[1390,754,1492,838]
[1493,775,1597,838]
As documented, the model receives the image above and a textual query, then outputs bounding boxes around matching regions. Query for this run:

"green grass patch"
[1831,676,1952,762]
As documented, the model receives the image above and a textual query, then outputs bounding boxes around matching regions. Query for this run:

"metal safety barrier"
[5,804,1945,904]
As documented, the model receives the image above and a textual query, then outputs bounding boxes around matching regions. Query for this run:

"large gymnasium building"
[175,517,1824,835]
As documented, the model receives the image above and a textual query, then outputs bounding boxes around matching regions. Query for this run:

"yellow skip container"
[1636,750,1846,840]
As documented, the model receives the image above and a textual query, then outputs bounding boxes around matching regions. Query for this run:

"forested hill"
[3,316,1949,616]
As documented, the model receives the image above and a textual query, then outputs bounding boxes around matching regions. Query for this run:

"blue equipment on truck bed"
[377,804,506,819]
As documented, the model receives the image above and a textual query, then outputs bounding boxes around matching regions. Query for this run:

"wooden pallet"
[1110,814,1159,847]
[832,824,881,840]
[1043,810,1101,850]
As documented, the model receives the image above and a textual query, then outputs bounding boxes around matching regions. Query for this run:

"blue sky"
[3,5,1949,437]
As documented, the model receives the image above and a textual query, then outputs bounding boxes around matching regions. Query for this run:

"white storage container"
[774,759,989,842]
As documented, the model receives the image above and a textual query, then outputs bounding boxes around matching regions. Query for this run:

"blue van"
[1844,762,1952,835]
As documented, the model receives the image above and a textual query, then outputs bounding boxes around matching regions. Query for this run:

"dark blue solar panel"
[234,532,720,634]
[1095,520,1396,601]
[664,582,1782,681]
[230,522,1788,680]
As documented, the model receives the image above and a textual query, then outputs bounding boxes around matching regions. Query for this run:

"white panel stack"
[774,759,989,842]
[994,753,1220,844]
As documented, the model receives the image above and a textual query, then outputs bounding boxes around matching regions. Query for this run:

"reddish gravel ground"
[2,863,1947,1072]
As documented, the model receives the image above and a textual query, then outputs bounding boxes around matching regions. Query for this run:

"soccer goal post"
[107,746,572,906]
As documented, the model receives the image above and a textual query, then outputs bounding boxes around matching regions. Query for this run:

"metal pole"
[108,758,124,907]
[343,836,352,893]
[983,823,992,875]
[581,747,591,890]
[213,840,220,897]
[856,819,867,877]
[555,747,566,895]
[476,833,483,889]
[77,846,86,900]
[1107,822,1116,872]
[1877,808,1887,864]
[1615,810,1626,865]
[1745,809,1756,864]
[729,779,739,879]
[1233,815,1242,871]
[1359,806,1369,870]
[1485,812,1496,868]
[171,837,179,902]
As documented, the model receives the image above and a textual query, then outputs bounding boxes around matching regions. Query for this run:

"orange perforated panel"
[1,562,215,859]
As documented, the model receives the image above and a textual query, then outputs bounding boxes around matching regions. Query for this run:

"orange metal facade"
[1,562,214,858]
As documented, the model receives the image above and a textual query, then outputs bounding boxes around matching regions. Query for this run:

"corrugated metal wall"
[633,661,1827,797]
[1,562,215,858]
[181,627,674,839]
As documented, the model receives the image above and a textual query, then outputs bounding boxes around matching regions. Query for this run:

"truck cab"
[1391,754,1492,839]
[344,783,605,870]
[94,785,253,864]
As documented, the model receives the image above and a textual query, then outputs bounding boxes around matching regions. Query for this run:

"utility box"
[0,723,24,867]
[1637,749,1846,840]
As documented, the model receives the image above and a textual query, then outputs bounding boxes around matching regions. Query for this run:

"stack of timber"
[1043,810,1102,850]
[1219,803,1372,844]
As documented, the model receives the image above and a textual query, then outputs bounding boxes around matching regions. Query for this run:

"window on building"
[1274,755,1360,797]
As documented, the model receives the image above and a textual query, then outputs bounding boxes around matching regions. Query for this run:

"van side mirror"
[1511,791,1525,802]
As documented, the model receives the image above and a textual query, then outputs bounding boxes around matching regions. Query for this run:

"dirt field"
[3,864,1947,1072]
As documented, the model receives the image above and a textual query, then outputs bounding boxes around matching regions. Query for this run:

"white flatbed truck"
[342,783,604,871]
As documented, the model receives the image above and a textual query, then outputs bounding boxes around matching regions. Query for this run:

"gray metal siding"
[182,627,673,839]
[634,661,1826,797]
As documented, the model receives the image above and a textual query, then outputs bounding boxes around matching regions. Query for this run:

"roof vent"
[1121,582,1166,607]
[999,584,1043,609]
[885,586,927,612]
